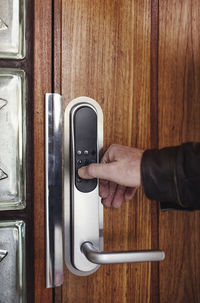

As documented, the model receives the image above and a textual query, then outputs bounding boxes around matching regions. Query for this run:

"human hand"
[78,144,144,208]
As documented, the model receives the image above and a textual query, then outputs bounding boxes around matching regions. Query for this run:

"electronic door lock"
[64,97,165,276]
[64,97,104,276]
[45,95,165,285]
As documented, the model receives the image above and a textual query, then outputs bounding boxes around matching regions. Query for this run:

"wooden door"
[33,0,200,303]
[58,0,157,302]
[158,1,200,302]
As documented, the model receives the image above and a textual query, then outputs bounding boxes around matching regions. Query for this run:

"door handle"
[0,249,7,262]
[81,242,164,264]
[64,97,165,276]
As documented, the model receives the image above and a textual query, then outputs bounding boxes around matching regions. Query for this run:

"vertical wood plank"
[158,0,200,302]
[34,0,53,302]
[61,0,154,302]
[150,0,160,301]
[53,0,62,94]
[53,0,62,301]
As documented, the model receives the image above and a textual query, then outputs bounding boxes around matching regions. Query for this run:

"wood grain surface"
[150,0,160,301]
[158,0,200,302]
[60,0,156,302]
[53,0,63,302]
[33,0,53,302]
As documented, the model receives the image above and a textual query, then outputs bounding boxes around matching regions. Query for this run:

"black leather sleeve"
[141,142,200,210]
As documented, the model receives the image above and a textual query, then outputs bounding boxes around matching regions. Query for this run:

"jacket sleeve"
[141,142,200,210]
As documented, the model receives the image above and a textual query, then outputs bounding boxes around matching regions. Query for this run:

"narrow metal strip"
[45,93,63,288]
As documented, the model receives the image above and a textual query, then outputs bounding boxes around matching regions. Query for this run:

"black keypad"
[74,106,98,193]
[84,159,89,165]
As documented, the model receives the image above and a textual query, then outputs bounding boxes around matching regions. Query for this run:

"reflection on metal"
[0,98,7,110]
[0,249,7,262]
[0,168,8,180]
[0,18,8,31]
[82,242,165,264]
[45,93,63,288]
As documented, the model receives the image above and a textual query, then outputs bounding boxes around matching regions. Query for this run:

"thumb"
[78,162,116,181]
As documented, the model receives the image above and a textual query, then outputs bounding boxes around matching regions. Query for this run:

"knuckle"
[118,186,125,193]
[113,201,122,208]
[109,144,119,152]
[110,144,117,149]
[87,164,95,177]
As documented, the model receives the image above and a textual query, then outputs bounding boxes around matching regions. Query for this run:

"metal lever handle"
[82,242,165,264]
[0,249,8,262]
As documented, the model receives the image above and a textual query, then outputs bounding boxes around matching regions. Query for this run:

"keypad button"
[77,150,82,155]
[83,150,89,155]
[84,159,89,165]
[77,159,82,165]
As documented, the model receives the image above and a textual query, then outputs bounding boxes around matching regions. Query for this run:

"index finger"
[78,162,116,181]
